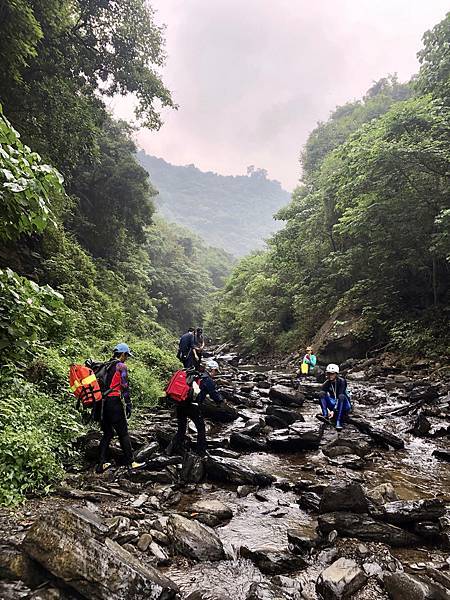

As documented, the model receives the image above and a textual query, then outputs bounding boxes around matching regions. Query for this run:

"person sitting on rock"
[317,363,351,431]
[171,359,223,457]
[96,343,143,473]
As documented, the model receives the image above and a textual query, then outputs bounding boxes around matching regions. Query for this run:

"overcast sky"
[111,0,448,191]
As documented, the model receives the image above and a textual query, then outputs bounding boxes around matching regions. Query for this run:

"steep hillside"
[137,152,290,256]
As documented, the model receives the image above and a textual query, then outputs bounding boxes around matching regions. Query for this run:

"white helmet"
[326,363,339,374]
[205,359,220,372]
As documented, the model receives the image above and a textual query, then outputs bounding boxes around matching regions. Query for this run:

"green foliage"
[0,0,42,83]
[137,153,290,256]
[417,13,450,104]
[0,378,83,505]
[145,218,234,330]
[69,119,156,261]
[0,104,63,242]
[214,35,450,357]
[0,0,174,180]
[0,268,69,364]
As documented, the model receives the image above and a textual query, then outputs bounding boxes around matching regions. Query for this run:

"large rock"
[266,406,303,426]
[22,507,178,599]
[201,398,239,422]
[240,547,306,575]
[180,452,205,483]
[316,558,367,600]
[319,482,369,514]
[377,499,445,526]
[229,432,267,452]
[383,572,449,600]
[190,500,233,527]
[269,385,305,407]
[318,512,421,547]
[134,441,160,462]
[267,422,323,452]
[205,455,275,487]
[348,418,405,450]
[167,514,224,561]
[311,309,372,363]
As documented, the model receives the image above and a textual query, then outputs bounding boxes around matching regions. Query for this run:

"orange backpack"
[69,364,102,408]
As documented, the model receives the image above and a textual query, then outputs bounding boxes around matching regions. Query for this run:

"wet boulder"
[267,422,323,452]
[167,514,225,561]
[376,499,445,526]
[349,418,405,450]
[366,483,399,505]
[316,558,367,600]
[180,452,205,483]
[22,507,179,599]
[201,398,239,422]
[287,529,317,554]
[269,385,305,407]
[383,571,449,600]
[432,449,450,462]
[229,432,267,452]
[409,385,439,403]
[205,455,275,487]
[240,546,306,575]
[190,499,233,527]
[134,441,160,462]
[318,512,421,547]
[265,406,303,426]
[319,482,369,514]
[321,433,371,458]
[298,491,322,512]
[242,418,264,436]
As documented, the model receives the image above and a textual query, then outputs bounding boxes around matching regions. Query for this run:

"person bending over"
[172,359,222,456]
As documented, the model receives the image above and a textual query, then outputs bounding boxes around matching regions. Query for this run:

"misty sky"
[111,0,448,191]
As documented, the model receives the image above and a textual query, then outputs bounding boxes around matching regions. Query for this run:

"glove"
[125,403,132,419]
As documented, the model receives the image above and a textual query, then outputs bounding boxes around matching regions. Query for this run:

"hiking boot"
[336,421,343,431]
[95,462,112,474]
[128,461,145,470]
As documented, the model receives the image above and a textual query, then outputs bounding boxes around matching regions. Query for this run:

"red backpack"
[166,369,199,403]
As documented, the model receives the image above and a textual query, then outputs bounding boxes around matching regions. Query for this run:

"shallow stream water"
[165,372,449,598]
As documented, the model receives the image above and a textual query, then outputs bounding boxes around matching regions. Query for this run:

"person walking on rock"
[317,363,351,431]
[96,343,142,473]
[171,359,223,456]
[177,327,195,368]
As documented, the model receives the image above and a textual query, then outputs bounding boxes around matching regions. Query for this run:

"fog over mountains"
[138,151,290,256]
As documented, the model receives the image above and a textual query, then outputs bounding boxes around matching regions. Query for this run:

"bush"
[0,377,84,505]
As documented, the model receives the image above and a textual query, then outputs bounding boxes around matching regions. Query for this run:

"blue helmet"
[113,342,133,356]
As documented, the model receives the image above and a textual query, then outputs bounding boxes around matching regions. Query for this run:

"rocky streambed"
[0,357,449,599]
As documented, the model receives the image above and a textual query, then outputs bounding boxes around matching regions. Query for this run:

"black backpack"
[85,359,119,395]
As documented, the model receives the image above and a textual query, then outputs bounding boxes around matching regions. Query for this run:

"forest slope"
[137,152,291,256]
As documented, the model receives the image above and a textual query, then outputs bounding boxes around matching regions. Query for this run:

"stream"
[0,358,449,599]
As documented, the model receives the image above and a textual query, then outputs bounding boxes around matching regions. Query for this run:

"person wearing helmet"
[96,343,142,473]
[172,359,223,456]
[318,363,351,430]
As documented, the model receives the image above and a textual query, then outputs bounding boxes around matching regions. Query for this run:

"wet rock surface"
[0,351,449,599]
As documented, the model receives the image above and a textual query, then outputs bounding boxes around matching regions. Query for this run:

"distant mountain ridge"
[137,151,291,256]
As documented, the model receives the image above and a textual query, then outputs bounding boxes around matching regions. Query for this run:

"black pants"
[174,402,206,452]
[181,351,195,368]
[98,397,133,465]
